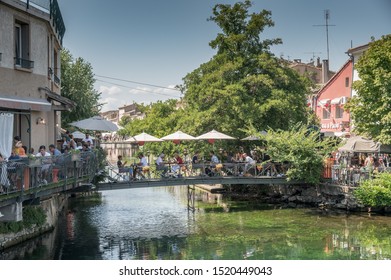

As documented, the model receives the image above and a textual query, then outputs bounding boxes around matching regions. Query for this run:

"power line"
[95,74,181,91]
[95,79,180,98]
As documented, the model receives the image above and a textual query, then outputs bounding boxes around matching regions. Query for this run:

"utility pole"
[313,10,335,62]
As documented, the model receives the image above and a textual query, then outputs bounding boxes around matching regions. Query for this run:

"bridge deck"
[97,176,298,191]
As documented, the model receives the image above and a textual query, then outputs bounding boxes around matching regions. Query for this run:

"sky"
[58,0,391,112]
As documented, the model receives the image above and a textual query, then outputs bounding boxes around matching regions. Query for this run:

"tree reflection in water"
[2,188,391,260]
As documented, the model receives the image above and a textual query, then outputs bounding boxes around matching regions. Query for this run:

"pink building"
[316,60,353,136]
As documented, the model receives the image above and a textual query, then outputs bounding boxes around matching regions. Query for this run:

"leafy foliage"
[255,124,337,184]
[120,1,311,157]
[346,35,391,143]
[0,206,46,234]
[354,172,391,207]
[61,49,102,127]
[180,1,309,138]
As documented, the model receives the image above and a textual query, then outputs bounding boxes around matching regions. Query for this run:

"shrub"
[255,124,337,184]
[354,173,391,207]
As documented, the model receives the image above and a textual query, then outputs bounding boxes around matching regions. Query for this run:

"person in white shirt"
[243,153,256,174]
[156,153,168,176]
[35,145,51,184]
[82,133,94,147]
[134,153,148,179]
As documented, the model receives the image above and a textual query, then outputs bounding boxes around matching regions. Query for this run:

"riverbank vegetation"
[0,206,46,234]
[354,172,391,208]
[253,124,337,184]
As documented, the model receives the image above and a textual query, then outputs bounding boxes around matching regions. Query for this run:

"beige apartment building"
[0,0,72,157]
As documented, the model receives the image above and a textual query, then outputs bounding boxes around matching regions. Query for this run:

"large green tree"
[347,35,391,143]
[61,48,101,127]
[180,0,310,138]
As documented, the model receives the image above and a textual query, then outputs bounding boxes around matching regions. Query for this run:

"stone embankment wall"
[230,183,364,211]
[0,194,67,251]
[264,184,366,211]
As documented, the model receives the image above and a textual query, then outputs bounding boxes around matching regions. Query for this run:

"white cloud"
[99,85,121,96]
[99,84,181,112]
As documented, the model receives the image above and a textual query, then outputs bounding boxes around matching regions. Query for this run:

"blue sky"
[58,0,391,111]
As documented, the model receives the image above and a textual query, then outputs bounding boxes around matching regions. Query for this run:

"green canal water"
[2,186,391,260]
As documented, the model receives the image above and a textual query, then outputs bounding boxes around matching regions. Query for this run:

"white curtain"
[0,113,14,159]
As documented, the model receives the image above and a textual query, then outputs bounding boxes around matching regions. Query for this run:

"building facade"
[0,0,71,157]
[316,60,353,136]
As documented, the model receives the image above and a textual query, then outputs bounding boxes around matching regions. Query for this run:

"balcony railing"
[14,57,34,69]
[0,151,98,197]
[21,0,66,44]
[54,73,61,85]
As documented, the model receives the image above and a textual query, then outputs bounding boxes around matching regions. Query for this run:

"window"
[14,21,33,69]
[335,105,344,119]
[345,77,349,87]
[323,108,330,119]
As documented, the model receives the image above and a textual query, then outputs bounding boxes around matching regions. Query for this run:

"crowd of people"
[114,146,279,180]
[0,132,98,192]
[323,151,391,181]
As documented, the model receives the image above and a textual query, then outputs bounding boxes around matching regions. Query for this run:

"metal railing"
[14,57,34,69]
[0,151,98,197]
[103,161,290,183]
[328,165,391,187]
[53,73,61,85]
[20,0,65,44]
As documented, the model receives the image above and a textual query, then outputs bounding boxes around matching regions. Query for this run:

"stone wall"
[0,194,67,250]
[229,183,365,211]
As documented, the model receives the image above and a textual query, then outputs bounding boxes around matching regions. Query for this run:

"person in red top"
[174,152,183,164]
[171,152,184,175]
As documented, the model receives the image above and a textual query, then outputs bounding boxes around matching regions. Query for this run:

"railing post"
[187,185,195,212]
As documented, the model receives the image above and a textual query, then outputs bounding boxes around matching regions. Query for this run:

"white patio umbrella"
[72,131,95,140]
[70,116,119,132]
[196,129,236,144]
[161,130,196,144]
[133,132,162,146]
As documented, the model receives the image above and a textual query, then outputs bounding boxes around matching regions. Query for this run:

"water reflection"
[2,186,391,260]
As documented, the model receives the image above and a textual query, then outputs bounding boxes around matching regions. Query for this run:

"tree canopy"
[121,1,312,156]
[61,48,102,127]
[178,1,309,138]
[347,35,391,143]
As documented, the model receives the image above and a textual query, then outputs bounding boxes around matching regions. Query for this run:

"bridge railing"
[0,151,98,197]
[329,165,391,187]
[104,160,290,183]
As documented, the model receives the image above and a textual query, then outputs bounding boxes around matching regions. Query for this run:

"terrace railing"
[0,151,98,197]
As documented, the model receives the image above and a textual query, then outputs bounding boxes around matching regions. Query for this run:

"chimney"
[316,57,321,67]
[322,59,329,84]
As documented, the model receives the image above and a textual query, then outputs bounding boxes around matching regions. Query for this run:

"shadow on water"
[3,187,391,260]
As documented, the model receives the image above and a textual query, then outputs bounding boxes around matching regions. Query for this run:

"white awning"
[319,99,330,105]
[0,96,51,111]
[331,97,342,105]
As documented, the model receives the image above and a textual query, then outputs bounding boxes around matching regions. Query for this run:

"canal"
[2,186,391,260]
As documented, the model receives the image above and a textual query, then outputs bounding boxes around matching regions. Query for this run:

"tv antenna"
[304,52,322,61]
[313,10,335,62]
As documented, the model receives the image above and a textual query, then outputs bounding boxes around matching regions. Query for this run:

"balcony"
[20,0,66,44]
[54,74,61,85]
[14,57,34,69]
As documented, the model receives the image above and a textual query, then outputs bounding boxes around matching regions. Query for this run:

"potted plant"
[28,154,41,167]
[70,149,81,161]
